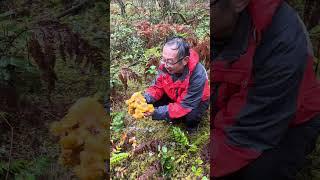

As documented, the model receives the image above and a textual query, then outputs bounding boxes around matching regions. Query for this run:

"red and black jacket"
[211,0,320,177]
[144,49,210,120]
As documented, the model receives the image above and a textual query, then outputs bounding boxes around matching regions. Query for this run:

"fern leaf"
[110,152,129,166]
[170,126,189,147]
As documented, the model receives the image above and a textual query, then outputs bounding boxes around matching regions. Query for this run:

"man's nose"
[164,63,171,68]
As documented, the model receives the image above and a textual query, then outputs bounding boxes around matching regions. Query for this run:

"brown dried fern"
[144,57,159,82]
[133,139,162,155]
[118,67,142,91]
[27,20,105,102]
[137,161,162,180]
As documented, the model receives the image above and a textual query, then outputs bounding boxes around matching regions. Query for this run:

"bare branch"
[56,0,91,19]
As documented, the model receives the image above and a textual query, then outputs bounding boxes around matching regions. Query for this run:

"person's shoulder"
[194,63,206,72]
[191,63,208,79]
[262,2,303,42]
[254,2,308,73]
[255,2,308,64]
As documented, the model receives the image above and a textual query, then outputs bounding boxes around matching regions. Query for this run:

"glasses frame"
[160,56,185,67]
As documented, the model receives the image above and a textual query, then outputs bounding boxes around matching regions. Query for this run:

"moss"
[111,81,210,178]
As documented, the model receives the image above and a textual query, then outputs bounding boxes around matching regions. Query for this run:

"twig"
[56,0,91,19]
[0,26,42,58]
[0,113,13,180]
[127,60,143,68]
[0,28,29,58]
[170,11,188,24]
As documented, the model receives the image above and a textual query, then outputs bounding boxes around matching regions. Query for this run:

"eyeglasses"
[160,56,185,67]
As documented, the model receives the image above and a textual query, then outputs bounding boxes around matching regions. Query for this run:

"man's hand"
[144,111,154,117]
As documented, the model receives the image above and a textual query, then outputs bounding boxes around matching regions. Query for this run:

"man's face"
[161,45,188,74]
[211,0,238,40]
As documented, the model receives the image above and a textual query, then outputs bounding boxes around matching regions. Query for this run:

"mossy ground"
[110,80,210,179]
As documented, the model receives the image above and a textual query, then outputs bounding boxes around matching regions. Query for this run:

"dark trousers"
[213,116,320,180]
[153,94,209,129]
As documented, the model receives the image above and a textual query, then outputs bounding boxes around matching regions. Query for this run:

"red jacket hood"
[188,49,200,72]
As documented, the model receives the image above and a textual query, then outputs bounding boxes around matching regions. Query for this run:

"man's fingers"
[144,112,152,117]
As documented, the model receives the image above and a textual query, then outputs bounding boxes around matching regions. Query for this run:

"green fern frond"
[192,132,209,147]
[170,126,189,147]
[16,156,50,179]
[110,152,129,166]
[0,159,28,178]
[0,156,50,179]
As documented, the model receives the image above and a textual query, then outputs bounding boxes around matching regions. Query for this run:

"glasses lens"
[166,62,174,67]
[161,59,173,66]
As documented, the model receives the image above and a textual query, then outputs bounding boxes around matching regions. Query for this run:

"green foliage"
[110,152,130,166]
[15,156,50,180]
[144,47,161,75]
[110,78,122,90]
[158,145,175,177]
[110,19,146,87]
[310,25,320,39]
[191,158,204,177]
[145,65,157,75]
[195,158,203,165]
[191,165,203,177]
[66,2,108,50]
[110,62,124,90]
[170,126,189,147]
[0,56,41,100]
[188,144,198,153]
[0,156,50,180]
[202,176,209,180]
[144,47,161,60]
[110,22,145,63]
[188,132,209,153]
[175,153,188,164]
[192,132,209,147]
[195,17,210,40]
[0,56,39,85]
[111,111,125,133]
[175,32,189,38]
[0,159,27,176]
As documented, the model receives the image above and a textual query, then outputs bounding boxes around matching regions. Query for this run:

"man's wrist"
[143,93,155,104]
[152,105,169,121]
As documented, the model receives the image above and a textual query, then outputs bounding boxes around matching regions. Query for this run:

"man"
[143,36,210,130]
[211,0,320,179]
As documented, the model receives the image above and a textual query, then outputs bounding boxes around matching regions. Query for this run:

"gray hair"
[164,36,190,60]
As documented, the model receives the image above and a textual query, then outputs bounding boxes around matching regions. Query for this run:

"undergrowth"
[0,156,50,180]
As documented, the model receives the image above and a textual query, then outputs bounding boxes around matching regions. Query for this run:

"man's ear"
[183,56,189,66]
[231,0,250,13]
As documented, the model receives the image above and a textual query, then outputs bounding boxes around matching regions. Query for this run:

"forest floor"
[110,80,210,179]
[0,59,103,179]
